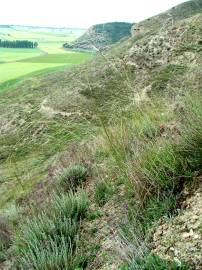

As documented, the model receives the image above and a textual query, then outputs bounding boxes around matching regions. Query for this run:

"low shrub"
[59,164,88,191]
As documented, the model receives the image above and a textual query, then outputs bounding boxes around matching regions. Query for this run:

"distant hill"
[63,22,133,51]
[0,25,11,28]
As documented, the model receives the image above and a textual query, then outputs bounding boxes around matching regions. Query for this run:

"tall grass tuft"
[135,140,184,192]
[52,190,89,220]
[179,93,202,171]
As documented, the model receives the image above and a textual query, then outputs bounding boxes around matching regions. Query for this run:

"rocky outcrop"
[152,183,202,269]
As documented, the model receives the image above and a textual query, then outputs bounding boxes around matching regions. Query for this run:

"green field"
[0,62,68,85]
[0,48,43,62]
[0,25,92,85]
[0,25,84,55]
[20,52,93,64]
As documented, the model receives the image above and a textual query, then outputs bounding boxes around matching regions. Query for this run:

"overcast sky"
[1,0,188,28]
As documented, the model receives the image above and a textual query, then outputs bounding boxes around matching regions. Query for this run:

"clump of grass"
[14,191,89,270]
[136,118,158,139]
[87,209,102,221]
[52,190,89,220]
[94,180,114,206]
[120,254,190,270]
[59,164,88,191]
[138,193,178,231]
[136,140,184,192]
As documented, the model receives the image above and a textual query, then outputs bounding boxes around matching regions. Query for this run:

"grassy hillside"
[131,0,202,36]
[0,1,202,269]
[63,22,133,51]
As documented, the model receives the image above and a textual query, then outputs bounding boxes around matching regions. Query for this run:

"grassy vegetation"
[100,91,201,223]
[0,118,93,208]
[91,90,201,268]
[152,64,187,93]
[0,71,95,209]
[179,93,202,171]
[14,191,89,269]
[94,180,114,206]
[0,49,93,85]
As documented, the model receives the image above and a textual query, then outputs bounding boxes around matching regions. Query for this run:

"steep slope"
[0,1,202,269]
[132,0,202,36]
[63,22,133,51]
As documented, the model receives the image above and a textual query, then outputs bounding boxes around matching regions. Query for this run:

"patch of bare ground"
[39,98,83,118]
[83,185,127,270]
[152,181,202,269]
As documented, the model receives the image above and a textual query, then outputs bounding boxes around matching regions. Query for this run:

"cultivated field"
[0,48,42,62]
[0,25,93,85]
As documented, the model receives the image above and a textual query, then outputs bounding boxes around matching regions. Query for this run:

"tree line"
[0,39,38,48]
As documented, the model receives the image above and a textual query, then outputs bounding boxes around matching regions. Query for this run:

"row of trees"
[0,39,38,48]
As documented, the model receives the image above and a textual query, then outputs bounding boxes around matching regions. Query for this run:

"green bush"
[94,180,113,206]
[14,191,89,270]
[59,165,88,191]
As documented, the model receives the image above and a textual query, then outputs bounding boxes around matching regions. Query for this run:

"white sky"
[1,0,188,28]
